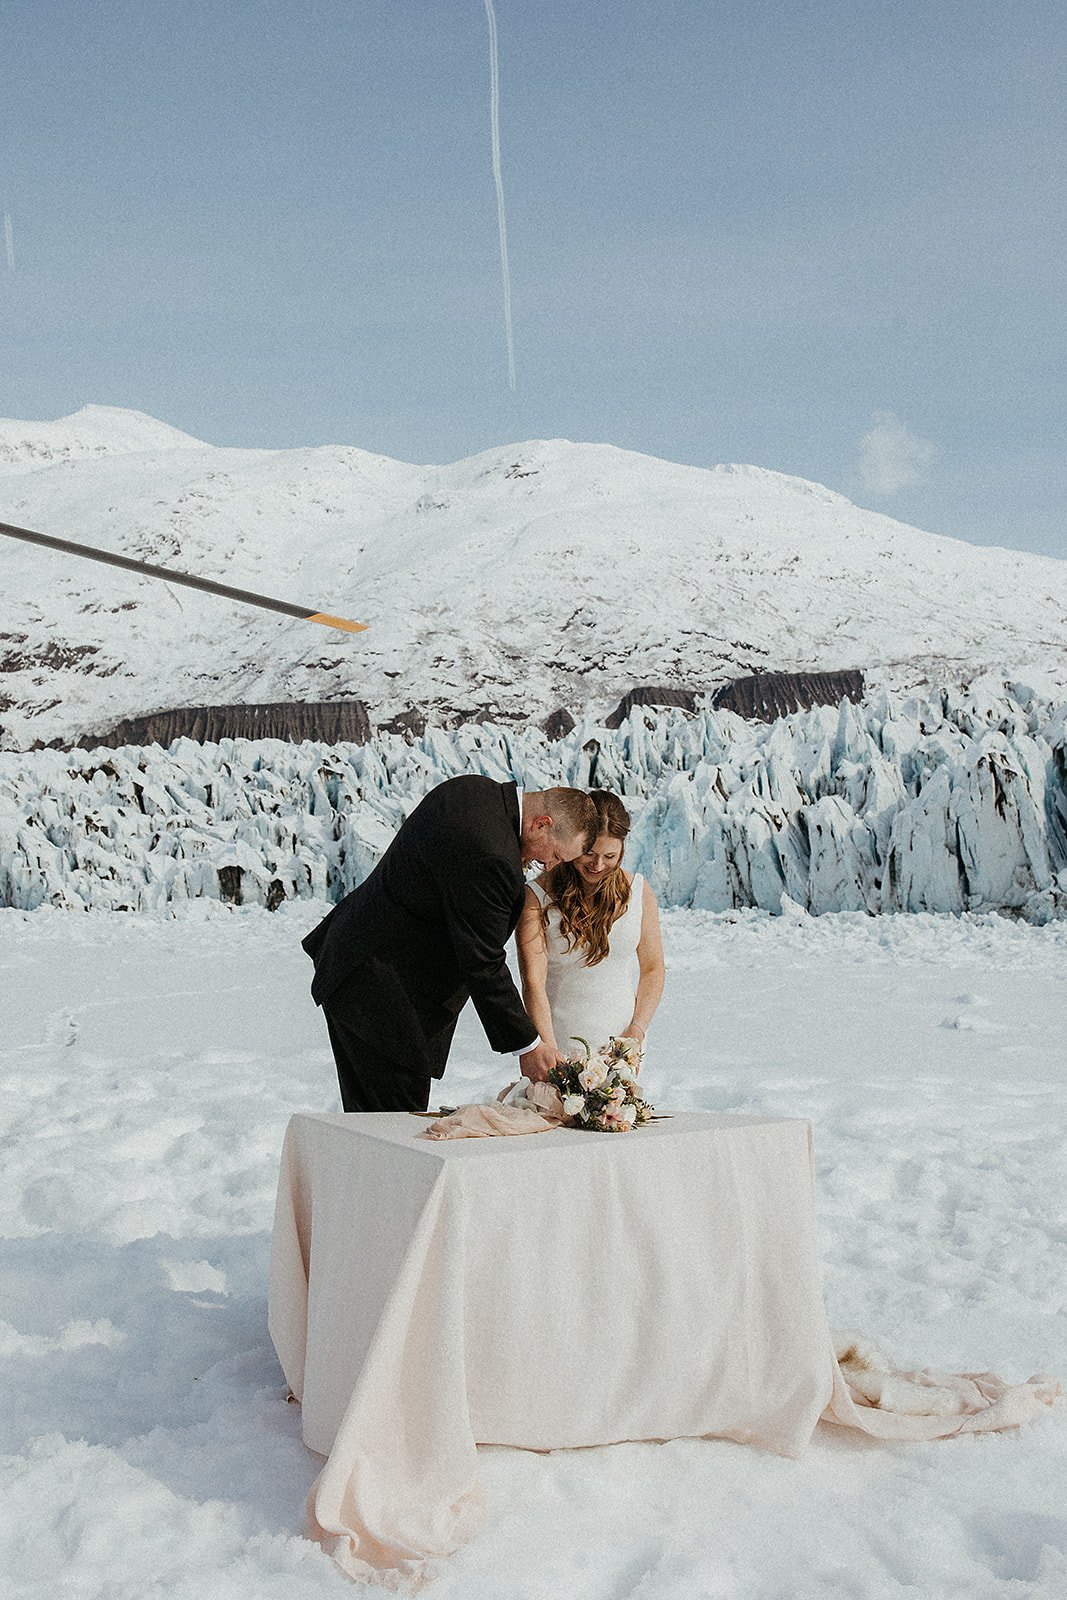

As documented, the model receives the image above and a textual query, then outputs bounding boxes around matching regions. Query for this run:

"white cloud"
[858,411,937,495]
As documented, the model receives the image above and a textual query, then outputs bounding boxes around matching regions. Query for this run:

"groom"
[302,776,597,1112]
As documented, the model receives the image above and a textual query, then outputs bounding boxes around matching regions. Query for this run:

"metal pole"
[0,518,368,632]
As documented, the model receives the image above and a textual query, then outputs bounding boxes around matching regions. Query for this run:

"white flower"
[620,1103,638,1125]
[562,1093,586,1118]
[578,1062,606,1091]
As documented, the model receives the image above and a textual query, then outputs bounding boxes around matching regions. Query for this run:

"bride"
[515,790,664,1069]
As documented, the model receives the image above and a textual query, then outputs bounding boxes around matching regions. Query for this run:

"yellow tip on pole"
[307,612,369,633]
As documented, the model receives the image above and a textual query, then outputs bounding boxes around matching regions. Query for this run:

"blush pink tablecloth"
[267,1110,1059,1587]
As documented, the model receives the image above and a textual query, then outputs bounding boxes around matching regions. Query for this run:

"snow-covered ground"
[2,902,1065,1599]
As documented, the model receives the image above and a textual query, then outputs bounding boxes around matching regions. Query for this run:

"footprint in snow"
[940,1015,999,1032]
[42,1012,79,1048]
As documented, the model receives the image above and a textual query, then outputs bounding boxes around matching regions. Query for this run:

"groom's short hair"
[539,787,598,851]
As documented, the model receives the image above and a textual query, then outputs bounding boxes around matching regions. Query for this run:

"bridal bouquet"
[548,1036,653,1133]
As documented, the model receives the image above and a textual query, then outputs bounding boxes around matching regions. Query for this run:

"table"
[268,1110,835,1584]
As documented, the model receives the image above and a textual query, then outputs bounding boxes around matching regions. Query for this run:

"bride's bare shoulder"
[632,872,659,910]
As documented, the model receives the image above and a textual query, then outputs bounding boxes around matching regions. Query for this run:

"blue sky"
[2,0,1064,557]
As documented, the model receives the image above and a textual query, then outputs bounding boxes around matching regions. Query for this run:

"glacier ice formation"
[1,684,1065,921]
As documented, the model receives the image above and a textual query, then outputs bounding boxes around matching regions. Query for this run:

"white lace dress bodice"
[528,873,645,1055]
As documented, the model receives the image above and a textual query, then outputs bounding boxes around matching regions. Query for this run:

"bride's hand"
[619,1028,645,1073]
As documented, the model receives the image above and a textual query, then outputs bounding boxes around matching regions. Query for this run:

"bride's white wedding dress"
[527,873,645,1054]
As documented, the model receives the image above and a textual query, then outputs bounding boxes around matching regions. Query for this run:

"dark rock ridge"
[36,671,864,751]
[710,670,864,722]
[604,673,864,729]
[543,708,577,741]
[60,699,373,750]
[605,687,700,728]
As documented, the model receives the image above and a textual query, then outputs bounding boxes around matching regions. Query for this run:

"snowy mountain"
[1,405,1066,751]
[0,404,203,477]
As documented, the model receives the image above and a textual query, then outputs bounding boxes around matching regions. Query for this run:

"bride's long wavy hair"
[543,791,632,967]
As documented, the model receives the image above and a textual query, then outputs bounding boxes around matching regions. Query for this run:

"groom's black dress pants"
[324,1016,431,1113]
[322,967,448,1113]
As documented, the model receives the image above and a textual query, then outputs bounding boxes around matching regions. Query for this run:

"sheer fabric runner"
[268,1111,1060,1589]
[419,1079,564,1139]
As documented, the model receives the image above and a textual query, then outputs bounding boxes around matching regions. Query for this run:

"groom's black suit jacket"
[301,775,537,1078]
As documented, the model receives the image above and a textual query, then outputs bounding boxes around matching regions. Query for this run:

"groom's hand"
[519,1040,559,1083]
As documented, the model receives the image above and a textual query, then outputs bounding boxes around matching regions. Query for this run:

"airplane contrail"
[4,213,13,272]
[483,0,516,390]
